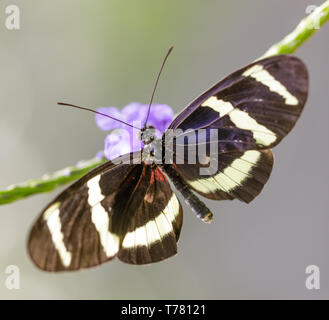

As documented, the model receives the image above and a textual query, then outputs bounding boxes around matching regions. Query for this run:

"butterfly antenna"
[57,102,141,130]
[144,46,174,129]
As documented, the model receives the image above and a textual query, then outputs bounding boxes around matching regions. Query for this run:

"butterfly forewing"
[169,55,308,150]
[28,157,135,271]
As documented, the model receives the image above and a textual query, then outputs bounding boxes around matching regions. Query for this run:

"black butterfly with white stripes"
[28,54,308,271]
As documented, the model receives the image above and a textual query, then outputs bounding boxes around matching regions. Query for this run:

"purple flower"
[95,102,174,160]
[104,130,132,160]
[95,107,122,131]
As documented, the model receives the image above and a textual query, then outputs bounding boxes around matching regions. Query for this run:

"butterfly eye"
[139,128,156,143]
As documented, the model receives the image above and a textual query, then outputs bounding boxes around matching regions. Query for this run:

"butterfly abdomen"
[161,164,213,223]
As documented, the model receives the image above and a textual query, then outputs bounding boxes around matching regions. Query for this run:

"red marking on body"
[150,168,167,184]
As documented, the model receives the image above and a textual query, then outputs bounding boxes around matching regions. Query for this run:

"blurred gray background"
[0,0,328,299]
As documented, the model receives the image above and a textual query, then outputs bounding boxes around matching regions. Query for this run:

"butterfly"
[28,51,308,271]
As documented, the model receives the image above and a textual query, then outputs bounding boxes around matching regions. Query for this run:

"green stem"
[1,1,329,205]
[0,157,106,205]
[261,0,329,58]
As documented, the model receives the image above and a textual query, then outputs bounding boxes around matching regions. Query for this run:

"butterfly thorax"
[139,127,159,164]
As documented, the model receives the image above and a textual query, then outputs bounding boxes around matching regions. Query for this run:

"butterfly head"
[139,126,156,145]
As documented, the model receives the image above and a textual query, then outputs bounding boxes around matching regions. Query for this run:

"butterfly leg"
[161,165,213,223]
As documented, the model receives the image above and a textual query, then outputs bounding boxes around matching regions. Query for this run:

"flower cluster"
[95,102,174,160]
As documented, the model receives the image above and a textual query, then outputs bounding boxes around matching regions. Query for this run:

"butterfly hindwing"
[171,127,274,203]
[118,166,183,264]
[173,149,274,203]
